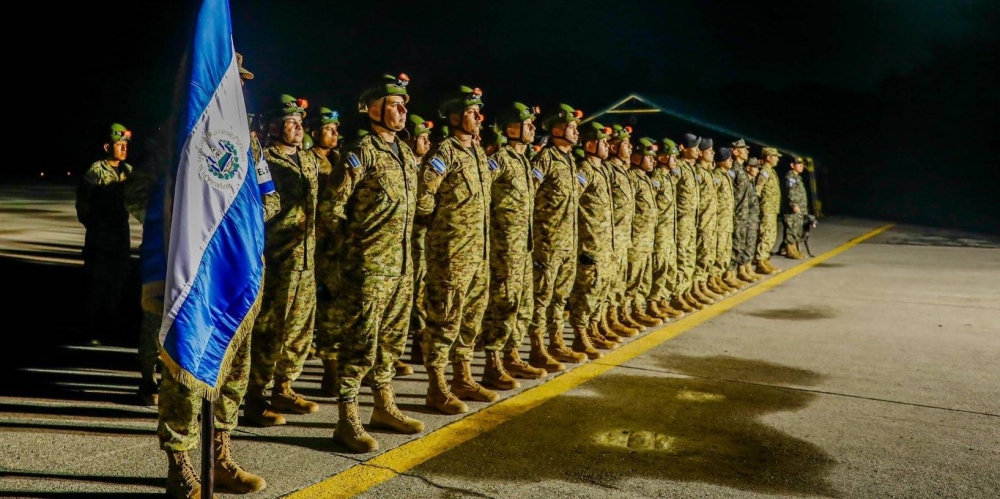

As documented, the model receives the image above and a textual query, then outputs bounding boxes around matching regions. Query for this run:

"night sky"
[13,0,999,234]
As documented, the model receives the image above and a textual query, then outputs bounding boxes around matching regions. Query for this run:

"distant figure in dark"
[75,123,135,346]
[780,156,809,260]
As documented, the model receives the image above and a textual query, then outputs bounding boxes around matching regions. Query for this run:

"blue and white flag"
[159,0,265,393]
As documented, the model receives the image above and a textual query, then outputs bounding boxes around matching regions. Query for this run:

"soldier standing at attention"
[318,73,424,453]
[675,134,708,309]
[309,107,341,195]
[755,147,783,274]
[604,125,643,335]
[76,123,135,347]
[713,147,743,291]
[648,138,686,319]
[530,104,589,367]
[730,139,761,283]
[481,103,550,383]
[245,94,321,427]
[418,86,495,414]
[623,138,664,328]
[694,138,723,302]
[398,114,434,377]
[781,156,809,259]
[745,157,763,275]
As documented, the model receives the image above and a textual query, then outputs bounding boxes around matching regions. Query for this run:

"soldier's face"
[415,134,431,156]
[702,148,715,161]
[642,154,655,172]
[461,105,482,134]
[282,116,304,147]
[564,121,579,144]
[317,123,339,149]
[792,162,805,173]
[681,145,699,160]
[107,140,128,161]
[747,166,759,178]
[618,139,633,159]
[596,138,609,159]
[718,159,733,170]
[383,96,408,131]
[734,147,748,161]
[521,118,536,144]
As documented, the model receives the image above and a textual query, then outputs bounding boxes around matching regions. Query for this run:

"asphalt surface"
[1,183,998,499]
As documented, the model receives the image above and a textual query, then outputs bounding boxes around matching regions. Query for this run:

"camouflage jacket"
[318,133,417,277]
[76,159,134,255]
[575,155,615,262]
[756,164,781,215]
[783,170,808,215]
[532,146,579,255]
[264,144,320,271]
[675,158,700,227]
[417,136,492,264]
[628,166,658,252]
[606,157,635,253]
[731,160,754,228]
[489,144,535,277]
[715,168,735,232]
[695,160,718,229]
[650,165,677,241]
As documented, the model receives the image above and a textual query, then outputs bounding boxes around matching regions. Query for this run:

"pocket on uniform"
[374,172,401,203]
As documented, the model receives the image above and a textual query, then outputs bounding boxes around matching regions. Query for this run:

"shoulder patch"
[727,169,736,179]
[488,158,499,172]
[532,167,544,180]
[347,152,361,169]
[695,174,701,182]
[652,179,661,189]
[763,171,770,179]
[714,177,720,185]
[672,167,681,176]
[576,172,588,187]
[429,156,447,175]
[788,178,797,185]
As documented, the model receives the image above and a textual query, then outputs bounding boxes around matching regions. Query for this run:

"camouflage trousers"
[568,256,611,329]
[713,228,733,277]
[606,247,629,309]
[756,213,778,261]
[625,248,654,310]
[675,215,697,294]
[409,226,428,336]
[158,317,252,451]
[422,259,489,368]
[731,219,754,268]
[783,214,805,245]
[138,310,161,373]
[336,273,412,400]
[482,255,534,352]
[694,223,718,282]
[249,268,316,389]
[314,257,344,361]
[531,250,576,338]
[649,225,678,301]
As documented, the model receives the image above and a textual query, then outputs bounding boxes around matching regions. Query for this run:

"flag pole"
[201,398,215,499]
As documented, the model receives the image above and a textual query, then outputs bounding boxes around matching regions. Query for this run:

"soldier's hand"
[792,204,801,214]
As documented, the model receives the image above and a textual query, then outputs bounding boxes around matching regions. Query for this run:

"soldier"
[317,73,424,453]
[745,157,763,275]
[648,138,686,319]
[530,104,588,368]
[693,138,724,302]
[730,138,761,283]
[399,114,434,377]
[568,122,618,360]
[755,147,783,274]
[675,134,709,309]
[418,85,494,414]
[781,156,809,259]
[604,125,644,335]
[308,107,341,194]
[245,94,321,427]
[624,137,665,328]
[76,123,135,347]
[713,147,743,291]
[481,102,551,383]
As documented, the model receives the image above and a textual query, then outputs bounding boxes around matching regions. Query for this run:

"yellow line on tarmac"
[285,223,894,499]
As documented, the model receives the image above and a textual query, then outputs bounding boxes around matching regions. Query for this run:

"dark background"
[9,0,999,234]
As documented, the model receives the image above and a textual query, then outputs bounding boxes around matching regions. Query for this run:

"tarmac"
[1,183,998,499]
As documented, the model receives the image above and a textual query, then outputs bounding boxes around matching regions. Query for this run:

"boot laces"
[215,432,242,473]
[377,385,407,420]
[175,452,199,486]
[346,402,367,435]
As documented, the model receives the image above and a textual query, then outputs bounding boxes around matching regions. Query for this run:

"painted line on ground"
[284,223,895,499]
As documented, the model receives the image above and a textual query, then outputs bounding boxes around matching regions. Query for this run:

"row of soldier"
[78,54,811,497]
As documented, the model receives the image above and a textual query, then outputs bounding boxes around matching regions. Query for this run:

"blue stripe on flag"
[429,156,446,174]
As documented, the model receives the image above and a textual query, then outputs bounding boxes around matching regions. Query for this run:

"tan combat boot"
[657,298,685,318]
[618,305,646,332]
[745,263,763,280]
[426,366,467,414]
[528,333,565,373]
[597,313,623,343]
[371,383,424,434]
[571,326,603,359]
[737,264,756,283]
[334,398,378,453]
[699,281,723,301]
[503,348,547,380]
[166,450,214,499]
[723,270,744,289]
[707,276,730,296]
[394,359,414,377]
[214,430,266,493]
[548,329,588,364]
[609,306,640,337]
[451,360,500,403]
[271,378,319,415]
[243,388,286,427]
[587,322,618,351]
[629,305,663,328]
[483,350,521,390]
[671,294,695,314]
[686,289,709,308]
[645,300,671,320]
[766,258,783,273]
[320,358,338,397]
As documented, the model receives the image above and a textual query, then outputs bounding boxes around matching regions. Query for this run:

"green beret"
[496,102,540,127]
[541,103,582,131]
[274,94,308,120]
[660,138,679,155]
[609,124,632,141]
[581,121,612,142]
[408,114,434,136]
[636,137,658,156]
[108,123,131,143]
[359,73,411,111]
[314,107,340,126]
[439,85,484,118]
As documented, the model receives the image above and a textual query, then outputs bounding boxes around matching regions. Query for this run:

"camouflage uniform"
[713,167,735,277]
[482,144,536,351]
[418,136,493,368]
[568,155,614,329]
[674,157,699,295]
[250,144,320,389]
[649,165,678,302]
[731,159,755,268]
[756,162,781,260]
[783,169,808,244]
[606,157,634,312]
[317,133,417,400]
[531,146,579,339]
[625,164,657,310]
[694,159,718,282]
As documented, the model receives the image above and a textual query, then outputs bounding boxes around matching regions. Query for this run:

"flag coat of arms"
[156,0,266,397]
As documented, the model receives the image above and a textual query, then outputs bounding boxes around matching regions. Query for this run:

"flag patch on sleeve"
[488,158,499,171]
[347,153,361,169]
[652,179,661,188]
[576,172,587,186]
[429,156,447,174]
[532,167,544,180]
